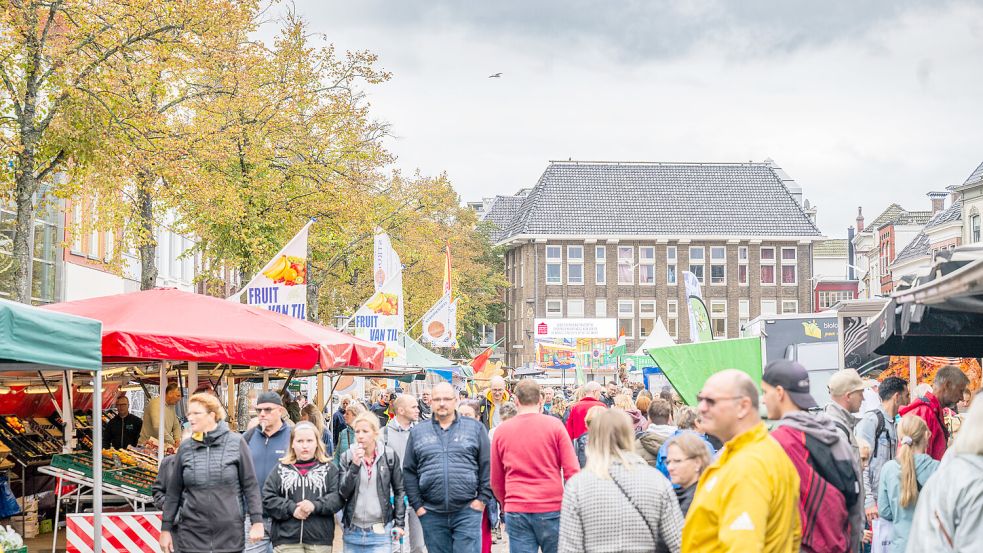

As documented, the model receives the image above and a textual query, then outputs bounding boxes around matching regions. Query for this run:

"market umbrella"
[43,288,384,370]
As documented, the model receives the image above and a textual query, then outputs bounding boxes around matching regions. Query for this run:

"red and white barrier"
[67,512,161,553]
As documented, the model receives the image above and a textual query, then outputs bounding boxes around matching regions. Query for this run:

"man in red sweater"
[491,379,579,553]
[565,381,607,439]
[898,365,969,460]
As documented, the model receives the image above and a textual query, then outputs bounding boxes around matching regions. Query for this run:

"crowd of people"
[140,364,983,553]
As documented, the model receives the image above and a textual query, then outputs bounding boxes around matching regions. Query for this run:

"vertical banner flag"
[229,221,311,319]
[683,270,713,343]
[422,243,458,348]
[353,231,406,365]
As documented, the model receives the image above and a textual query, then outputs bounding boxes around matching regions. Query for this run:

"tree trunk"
[12,172,36,304]
[306,262,319,322]
[137,178,158,290]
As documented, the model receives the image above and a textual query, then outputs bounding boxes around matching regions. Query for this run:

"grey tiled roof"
[869,204,906,229]
[500,161,822,241]
[962,160,983,187]
[480,195,526,242]
[892,200,963,265]
[871,203,932,230]
[893,231,930,265]
[814,239,848,257]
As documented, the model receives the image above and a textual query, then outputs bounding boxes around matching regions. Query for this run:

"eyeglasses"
[256,407,277,414]
[696,394,743,407]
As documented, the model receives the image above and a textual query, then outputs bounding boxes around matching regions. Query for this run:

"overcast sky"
[285,0,983,237]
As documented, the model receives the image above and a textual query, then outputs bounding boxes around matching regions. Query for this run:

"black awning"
[870,299,983,357]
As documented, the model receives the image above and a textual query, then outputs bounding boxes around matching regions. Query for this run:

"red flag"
[470,346,493,373]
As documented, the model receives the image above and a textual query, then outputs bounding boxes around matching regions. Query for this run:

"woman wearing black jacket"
[337,412,406,552]
[262,421,343,552]
[160,393,263,553]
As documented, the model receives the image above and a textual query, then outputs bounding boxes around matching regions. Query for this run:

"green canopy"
[647,337,762,406]
[400,333,473,378]
[0,298,103,371]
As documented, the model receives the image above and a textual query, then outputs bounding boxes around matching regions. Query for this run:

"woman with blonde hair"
[335,401,367,464]
[559,409,683,553]
[160,393,263,553]
[573,406,607,468]
[614,394,647,432]
[337,412,406,552]
[263,422,343,552]
[664,432,712,516]
[877,414,938,553]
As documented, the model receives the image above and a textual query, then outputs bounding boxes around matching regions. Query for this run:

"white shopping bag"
[871,518,894,553]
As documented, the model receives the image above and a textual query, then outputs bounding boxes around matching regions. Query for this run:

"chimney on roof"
[765,158,803,205]
[856,207,864,233]
[927,191,947,215]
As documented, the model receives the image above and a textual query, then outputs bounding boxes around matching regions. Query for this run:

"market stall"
[0,297,103,552]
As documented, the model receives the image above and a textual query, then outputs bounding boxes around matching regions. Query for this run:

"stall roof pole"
[189,362,198,396]
[158,363,167,463]
[909,356,918,403]
[92,368,103,553]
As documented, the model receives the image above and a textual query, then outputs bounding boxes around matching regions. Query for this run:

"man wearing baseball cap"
[243,391,292,553]
[825,369,867,455]
[762,360,864,553]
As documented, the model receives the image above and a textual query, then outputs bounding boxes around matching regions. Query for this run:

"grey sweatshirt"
[775,410,865,553]
[384,418,413,466]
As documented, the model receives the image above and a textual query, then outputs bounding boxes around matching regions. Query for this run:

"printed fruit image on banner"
[365,292,400,316]
[879,356,981,392]
[262,255,307,286]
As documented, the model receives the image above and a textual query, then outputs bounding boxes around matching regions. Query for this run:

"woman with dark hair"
[300,403,333,457]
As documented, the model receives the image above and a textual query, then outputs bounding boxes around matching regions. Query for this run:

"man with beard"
[898,365,970,460]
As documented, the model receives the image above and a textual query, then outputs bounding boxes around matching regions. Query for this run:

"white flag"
[229,221,311,320]
[421,291,458,348]
[353,231,406,365]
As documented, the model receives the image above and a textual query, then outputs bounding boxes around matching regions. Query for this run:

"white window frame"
[595,298,607,318]
[666,246,678,285]
[618,300,635,338]
[545,245,562,285]
[738,246,749,286]
[760,247,776,286]
[738,299,750,330]
[760,299,778,315]
[545,299,563,317]
[710,300,727,339]
[666,299,679,339]
[710,246,726,285]
[781,247,798,286]
[567,298,585,317]
[617,246,634,285]
[638,246,656,285]
[567,245,584,285]
[781,299,798,314]
[70,202,83,254]
[595,246,606,285]
[971,213,981,242]
[688,246,705,284]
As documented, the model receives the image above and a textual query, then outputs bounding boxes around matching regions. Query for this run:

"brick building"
[482,160,823,369]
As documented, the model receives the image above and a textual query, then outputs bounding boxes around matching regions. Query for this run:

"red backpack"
[772,426,851,553]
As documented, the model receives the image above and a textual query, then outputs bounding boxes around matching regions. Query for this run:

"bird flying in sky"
[488,73,502,78]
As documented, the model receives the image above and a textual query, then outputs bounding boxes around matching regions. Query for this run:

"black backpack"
[804,433,861,509]
[866,409,890,459]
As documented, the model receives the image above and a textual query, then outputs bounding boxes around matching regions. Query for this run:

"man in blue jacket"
[244,391,292,553]
[403,382,492,553]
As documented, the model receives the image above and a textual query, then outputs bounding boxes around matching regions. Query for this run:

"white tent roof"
[633,317,676,355]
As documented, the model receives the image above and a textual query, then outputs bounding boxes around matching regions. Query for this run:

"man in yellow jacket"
[478,375,511,429]
[682,369,801,552]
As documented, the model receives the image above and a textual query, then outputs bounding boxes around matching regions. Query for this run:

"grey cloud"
[309,0,969,61]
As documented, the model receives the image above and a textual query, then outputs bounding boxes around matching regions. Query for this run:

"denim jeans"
[504,512,560,553]
[244,517,273,553]
[418,507,482,553]
[343,522,393,553]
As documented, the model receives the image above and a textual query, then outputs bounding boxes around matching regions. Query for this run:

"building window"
[782,300,798,314]
[568,245,584,285]
[818,290,855,309]
[781,247,797,285]
[738,299,750,331]
[760,247,776,285]
[618,300,634,337]
[567,298,584,317]
[972,214,981,243]
[666,300,678,338]
[618,246,634,285]
[667,246,677,285]
[88,199,99,258]
[545,299,562,317]
[639,300,656,337]
[761,299,778,315]
[710,300,727,338]
[595,298,607,318]
[639,246,656,285]
[480,324,496,346]
[689,246,705,284]
[104,231,114,260]
[738,246,748,285]
[545,245,562,285]
[71,202,82,254]
[710,246,726,285]
[595,246,606,285]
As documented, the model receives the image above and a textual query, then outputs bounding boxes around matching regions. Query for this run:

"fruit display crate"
[50,450,156,497]
[0,415,63,467]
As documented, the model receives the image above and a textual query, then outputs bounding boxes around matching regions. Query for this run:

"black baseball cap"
[256,391,283,407]
[762,360,818,410]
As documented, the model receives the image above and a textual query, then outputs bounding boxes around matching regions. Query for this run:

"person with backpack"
[855,377,907,525]
[382,394,425,553]
[634,398,676,468]
[762,360,864,553]
[897,364,970,460]
[337,412,407,552]
[262,422,344,553]
[876,414,938,553]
